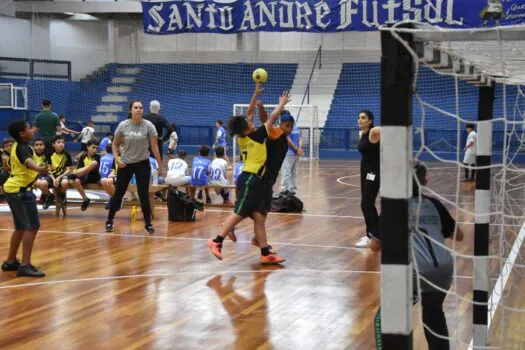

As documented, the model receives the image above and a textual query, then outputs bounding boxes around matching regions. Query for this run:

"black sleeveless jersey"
[358,130,379,170]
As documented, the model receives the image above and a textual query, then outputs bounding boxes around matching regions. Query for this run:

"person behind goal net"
[371,161,464,350]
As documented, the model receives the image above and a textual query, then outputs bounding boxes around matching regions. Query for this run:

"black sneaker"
[16,264,45,278]
[39,194,47,205]
[206,197,212,204]
[2,259,21,271]
[105,221,114,232]
[81,198,91,211]
[197,190,203,200]
[105,198,112,210]
[145,224,155,234]
[43,194,55,210]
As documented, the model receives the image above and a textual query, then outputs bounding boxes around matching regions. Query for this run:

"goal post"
[232,103,320,165]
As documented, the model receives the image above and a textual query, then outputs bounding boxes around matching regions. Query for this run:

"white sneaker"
[354,236,370,248]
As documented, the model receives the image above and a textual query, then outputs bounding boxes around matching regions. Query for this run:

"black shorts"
[78,174,101,186]
[234,172,266,218]
[5,191,40,230]
[263,176,277,213]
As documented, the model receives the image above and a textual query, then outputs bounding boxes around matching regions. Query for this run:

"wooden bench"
[55,182,169,218]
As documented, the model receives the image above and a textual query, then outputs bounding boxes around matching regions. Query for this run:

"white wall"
[1,16,380,79]
[50,20,108,80]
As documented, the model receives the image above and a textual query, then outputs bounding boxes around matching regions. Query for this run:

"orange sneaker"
[227,228,237,243]
[260,253,286,265]
[208,239,223,260]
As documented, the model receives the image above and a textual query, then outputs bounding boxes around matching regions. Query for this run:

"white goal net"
[232,103,319,163]
[382,23,525,350]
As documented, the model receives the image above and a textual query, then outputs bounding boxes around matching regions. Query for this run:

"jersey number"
[193,166,204,179]
[100,162,110,175]
[212,168,222,181]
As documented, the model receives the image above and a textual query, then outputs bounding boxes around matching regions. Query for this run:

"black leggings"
[107,159,152,225]
[360,167,380,238]
[464,163,475,180]
[374,291,449,350]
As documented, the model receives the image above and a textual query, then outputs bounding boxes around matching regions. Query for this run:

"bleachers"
[2,63,297,128]
[2,61,523,157]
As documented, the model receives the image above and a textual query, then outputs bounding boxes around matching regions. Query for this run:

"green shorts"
[235,172,266,218]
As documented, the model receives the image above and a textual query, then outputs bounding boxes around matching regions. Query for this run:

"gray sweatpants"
[280,155,299,193]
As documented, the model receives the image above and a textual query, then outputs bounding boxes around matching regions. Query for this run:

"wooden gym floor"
[0,160,524,349]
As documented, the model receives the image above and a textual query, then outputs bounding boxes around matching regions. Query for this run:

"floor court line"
[0,269,383,290]
[0,269,478,291]
[0,228,367,250]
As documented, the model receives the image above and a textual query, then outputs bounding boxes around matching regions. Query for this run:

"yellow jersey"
[34,153,45,166]
[46,151,72,177]
[3,142,39,193]
[237,125,270,176]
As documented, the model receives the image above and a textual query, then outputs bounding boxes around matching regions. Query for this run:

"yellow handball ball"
[252,68,268,83]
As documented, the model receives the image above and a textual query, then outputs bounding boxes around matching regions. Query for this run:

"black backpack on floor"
[271,191,304,213]
[168,188,204,221]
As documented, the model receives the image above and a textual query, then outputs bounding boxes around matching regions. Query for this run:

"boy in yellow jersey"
[208,84,291,265]
[0,137,14,184]
[0,137,14,202]
[33,138,55,209]
[46,135,74,206]
[1,120,49,277]
[73,139,101,211]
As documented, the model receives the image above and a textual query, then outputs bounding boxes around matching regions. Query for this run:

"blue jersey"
[99,154,114,178]
[287,126,301,156]
[234,162,244,184]
[216,127,227,147]
[191,156,211,186]
[99,137,112,152]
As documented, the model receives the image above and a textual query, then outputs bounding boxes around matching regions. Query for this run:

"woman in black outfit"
[355,110,381,248]
[105,100,165,234]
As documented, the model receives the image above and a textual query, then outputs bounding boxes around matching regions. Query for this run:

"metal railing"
[299,45,322,107]
[0,57,72,80]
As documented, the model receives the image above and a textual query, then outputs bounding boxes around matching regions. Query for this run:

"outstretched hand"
[254,82,264,97]
[279,90,292,106]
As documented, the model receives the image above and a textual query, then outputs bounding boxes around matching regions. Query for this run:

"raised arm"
[265,91,291,130]
[369,127,381,144]
[246,83,263,125]
[257,100,268,123]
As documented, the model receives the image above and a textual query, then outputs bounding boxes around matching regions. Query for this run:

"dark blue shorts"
[5,191,40,230]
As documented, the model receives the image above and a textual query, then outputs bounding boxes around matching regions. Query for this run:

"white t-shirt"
[167,158,188,179]
[56,121,66,135]
[80,126,95,144]
[465,131,477,155]
[209,158,228,185]
[463,130,477,164]
[169,131,178,150]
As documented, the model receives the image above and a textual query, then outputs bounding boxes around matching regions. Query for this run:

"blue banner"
[141,0,525,35]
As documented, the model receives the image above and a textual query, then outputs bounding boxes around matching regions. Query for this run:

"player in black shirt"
[143,100,173,160]
[356,110,381,248]
[252,101,295,248]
